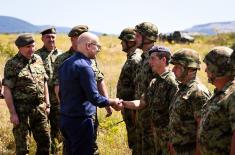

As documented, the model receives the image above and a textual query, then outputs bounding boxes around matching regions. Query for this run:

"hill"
[184,21,235,35]
[0,16,101,35]
[0,16,39,33]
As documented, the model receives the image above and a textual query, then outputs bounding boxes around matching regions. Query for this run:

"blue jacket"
[59,52,109,117]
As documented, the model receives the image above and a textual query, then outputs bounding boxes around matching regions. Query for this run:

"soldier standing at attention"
[52,25,112,155]
[3,33,50,155]
[116,27,142,154]
[35,27,62,154]
[123,45,178,155]
[134,22,158,154]
[169,49,211,155]
[199,46,235,155]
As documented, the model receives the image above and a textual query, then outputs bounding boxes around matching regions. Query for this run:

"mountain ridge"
[1,15,235,35]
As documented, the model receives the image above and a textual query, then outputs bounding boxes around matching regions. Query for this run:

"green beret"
[15,33,35,47]
[68,25,89,37]
[40,27,56,35]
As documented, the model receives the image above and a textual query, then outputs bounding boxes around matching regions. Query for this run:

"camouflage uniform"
[3,53,50,155]
[116,49,141,150]
[199,46,235,155]
[169,49,211,155]
[145,70,178,155]
[134,22,158,155]
[53,48,104,155]
[169,78,210,154]
[53,48,75,86]
[116,28,141,153]
[35,46,62,153]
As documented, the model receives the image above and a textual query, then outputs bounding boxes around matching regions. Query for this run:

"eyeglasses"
[89,42,102,51]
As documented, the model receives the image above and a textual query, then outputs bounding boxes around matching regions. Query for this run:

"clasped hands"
[109,99,139,111]
[109,98,125,111]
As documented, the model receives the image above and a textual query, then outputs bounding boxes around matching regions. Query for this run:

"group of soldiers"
[1,21,235,155]
[2,26,112,155]
[117,22,235,155]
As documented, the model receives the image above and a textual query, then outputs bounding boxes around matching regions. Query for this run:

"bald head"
[76,32,98,46]
[76,32,101,59]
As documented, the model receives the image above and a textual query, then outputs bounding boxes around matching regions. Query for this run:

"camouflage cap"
[135,22,158,41]
[170,48,201,69]
[204,46,233,77]
[68,25,89,37]
[40,26,56,35]
[15,33,35,47]
[148,45,171,56]
[119,28,136,41]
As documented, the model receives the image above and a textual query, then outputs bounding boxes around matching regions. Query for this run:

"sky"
[1,0,235,34]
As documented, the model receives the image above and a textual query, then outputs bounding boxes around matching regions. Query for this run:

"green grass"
[0,33,234,154]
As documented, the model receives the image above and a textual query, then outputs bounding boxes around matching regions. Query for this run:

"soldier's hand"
[10,113,19,126]
[105,106,113,117]
[113,99,124,111]
[45,107,50,115]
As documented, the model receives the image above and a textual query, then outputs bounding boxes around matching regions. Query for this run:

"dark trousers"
[60,116,94,155]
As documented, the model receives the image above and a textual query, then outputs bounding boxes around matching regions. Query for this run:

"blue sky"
[1,0,235,34]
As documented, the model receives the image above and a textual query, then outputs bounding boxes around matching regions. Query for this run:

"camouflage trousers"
[48,87,63,154]
[173,144,195,155]
[153,127,170,155]
[92,111,99,155]
[13,103,50,155]
[200,146,223,155]
[49,104,63,154]
[122,108,137,153]
[136,109,156,155]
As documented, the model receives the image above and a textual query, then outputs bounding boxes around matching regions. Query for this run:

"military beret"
[148,45,171,56]
[40,27,56,35]
[15,33,35,47]
[68,25,89,37]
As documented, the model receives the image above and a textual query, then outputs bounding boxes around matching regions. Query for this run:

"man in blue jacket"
[59,32,122,155]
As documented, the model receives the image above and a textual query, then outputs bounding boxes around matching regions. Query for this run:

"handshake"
[108,99,144,111]
[109,98,124,111]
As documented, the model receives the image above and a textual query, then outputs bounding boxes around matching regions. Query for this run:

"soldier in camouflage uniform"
[199,46,235,155]
[147,46,178,155]
[35,27,62,154]
[116,27,142,154]
[3,33,50,155]
[52,25,112,155]
[169,48,211,155]
[134,22,158,155]
[123,45,178,155]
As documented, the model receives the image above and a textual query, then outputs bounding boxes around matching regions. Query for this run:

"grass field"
[0,33,234,154]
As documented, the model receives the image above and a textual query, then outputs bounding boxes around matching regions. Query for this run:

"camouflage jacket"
[134,51,154,99]
[3,53,48,103]
[199,80,235,155]
[91,59,104,83]
[169,78,211,145]
[52,48,75,86]
[144,70,178,129]
[35,46,62,88]
[116,49,141,100]
[52,47,104,86]
[134,50,155,128]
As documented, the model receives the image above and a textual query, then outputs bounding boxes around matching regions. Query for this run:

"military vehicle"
[159,31,195,44]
